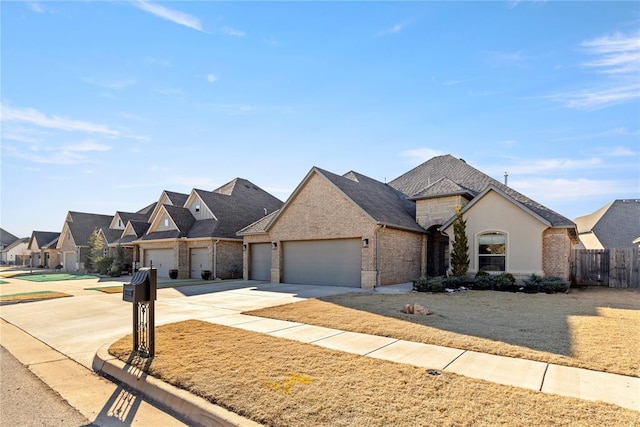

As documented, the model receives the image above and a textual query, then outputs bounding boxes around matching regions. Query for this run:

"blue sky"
[1,1,639,238]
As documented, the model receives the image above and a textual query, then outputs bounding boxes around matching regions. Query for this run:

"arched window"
[478,232,506,272]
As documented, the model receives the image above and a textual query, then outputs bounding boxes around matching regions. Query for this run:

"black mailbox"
[123,267,157,303]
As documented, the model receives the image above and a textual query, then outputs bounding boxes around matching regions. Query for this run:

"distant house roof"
[141,205,195,240]
[0,228,19,248]
[164,191,189,207]
[30,231,61,250]
[115,211,150,225]
[389,154,575,228]
[58,211,114,248]
[4,237,29,251]
[574,199,640,248]
[136,202,157,217]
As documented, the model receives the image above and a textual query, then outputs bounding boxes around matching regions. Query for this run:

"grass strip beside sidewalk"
[109,320,640,427]
[0,291,72,304]
[13,273,99,282]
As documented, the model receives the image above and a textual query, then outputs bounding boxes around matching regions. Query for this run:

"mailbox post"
[123,266,157,357]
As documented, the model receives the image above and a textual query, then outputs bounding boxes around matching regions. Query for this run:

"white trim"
[475,230,509,273]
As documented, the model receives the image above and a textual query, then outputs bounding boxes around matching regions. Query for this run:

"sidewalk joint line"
[364,338,399,356]
[539,363,550,391]
[310,330,346,343]
[443,349,467,370]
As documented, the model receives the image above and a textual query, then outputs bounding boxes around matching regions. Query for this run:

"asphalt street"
[1,345,93,427]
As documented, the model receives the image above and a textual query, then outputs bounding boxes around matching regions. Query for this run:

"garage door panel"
[250,243,271,281]
[145,249,174,278]
[283,239,361,287]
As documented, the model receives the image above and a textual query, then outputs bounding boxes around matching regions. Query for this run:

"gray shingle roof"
[319,168,424,232]
[164,191,189,207]
[575,199,640,248]
[410,177,475,200]
[31,231,61,249]
[237,210,280,235]
[116,211,149,225]
[192,179,284,239]
[65,212,114,246]
[389,154,574,228]
[0,228,19,247]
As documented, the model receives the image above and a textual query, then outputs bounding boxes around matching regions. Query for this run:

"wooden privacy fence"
[571,248,640,288]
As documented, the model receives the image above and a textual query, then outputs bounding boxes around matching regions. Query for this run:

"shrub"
[523,274,570,294]
[473,271,493,290]
[413,277,445,293]
[93,256,114,275]
[494,273,517,292]
[109,264,121,277]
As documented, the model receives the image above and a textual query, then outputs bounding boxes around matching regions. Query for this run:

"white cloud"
[501,157,602,175]
[62,141,111,152]
[510,177,637,201]
[27,2,46,13]
[401,148,447,165]
[2,140,112,164]
[131,1,203,32]
[206,73,218,83]
[582,32,640,74]
[83,77,137,90]
[550,31,640,109]
[2,104,121,136]
[221,26,245,37]
[376,20,412,37]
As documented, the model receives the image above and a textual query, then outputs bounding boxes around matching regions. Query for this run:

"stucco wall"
[443,190,547,276]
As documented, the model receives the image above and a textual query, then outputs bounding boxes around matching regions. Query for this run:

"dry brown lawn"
[247,287,640,377]
[109,320,640,426]
[0,291,72,304]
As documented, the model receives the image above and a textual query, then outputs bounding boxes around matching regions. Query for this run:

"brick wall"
[542,228,572,281]
[378,227,423,285]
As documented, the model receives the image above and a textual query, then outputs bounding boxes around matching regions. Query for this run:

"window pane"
[479,256,505,272]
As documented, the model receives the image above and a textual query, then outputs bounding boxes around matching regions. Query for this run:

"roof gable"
[441,185,552,230]
[0,228,19,247]
[389,154,574,228]
[29,231,61,251]
[58,211,114,247]
[266,167,423,233]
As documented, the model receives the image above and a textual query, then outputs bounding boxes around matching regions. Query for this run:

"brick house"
[56,212,115,271]
[240,155,579,288]
[133,178,283,279]
[27,231,60,268]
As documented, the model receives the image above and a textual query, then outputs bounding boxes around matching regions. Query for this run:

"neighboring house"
[133,178,283,279]
[28,231,61,268]
[56,211,114,271]
[0,228,19,264]
[240,155,578,288]
[100,209,154,268]
[574,199,640,249]
[3,237,30,266]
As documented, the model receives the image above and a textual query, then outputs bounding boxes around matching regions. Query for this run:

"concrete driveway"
[0,277,381,369]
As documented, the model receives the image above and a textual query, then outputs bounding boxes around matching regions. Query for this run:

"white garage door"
[63,252,76,272]
[282,239,361,287]
[250,243,271,281]
[145,249,174,278]
[190,248,209,279]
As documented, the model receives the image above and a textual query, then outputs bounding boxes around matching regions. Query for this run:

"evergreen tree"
[85,228,103,272]
[450,207,469,277]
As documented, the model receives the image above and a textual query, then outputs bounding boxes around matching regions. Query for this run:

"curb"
[93,344,262,427]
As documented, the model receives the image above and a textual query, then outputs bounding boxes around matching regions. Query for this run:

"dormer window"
[195,204,200,213]
[118,219,123,227]
[164,218,169,227]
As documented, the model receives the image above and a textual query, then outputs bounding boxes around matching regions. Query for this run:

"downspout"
[374,224,385,288]
[213,239,220,279]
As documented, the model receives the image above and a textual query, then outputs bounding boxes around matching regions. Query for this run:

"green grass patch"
[0,280,8,284]
[14,273,99,282]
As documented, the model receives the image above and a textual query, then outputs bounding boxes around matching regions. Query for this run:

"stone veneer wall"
[416,195,469,229]
[542,228,572,281]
